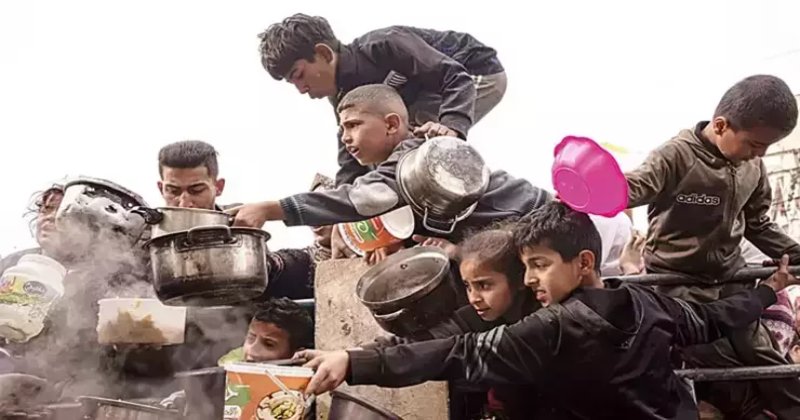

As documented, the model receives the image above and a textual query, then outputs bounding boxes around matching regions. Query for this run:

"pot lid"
[63,175,148,207]
[414,136,491,200]
[356,246,450,312]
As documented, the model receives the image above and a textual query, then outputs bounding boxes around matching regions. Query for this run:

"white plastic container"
[0,254,67,343]
[96,298,186,345]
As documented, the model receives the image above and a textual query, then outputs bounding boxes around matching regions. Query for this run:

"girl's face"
[35,190,63,252]
[459,257,519,322]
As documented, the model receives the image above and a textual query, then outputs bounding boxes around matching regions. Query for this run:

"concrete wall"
[314,259,449,420]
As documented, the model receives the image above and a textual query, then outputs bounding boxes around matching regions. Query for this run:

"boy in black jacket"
[297,202,797,420]
[258,14,507,186]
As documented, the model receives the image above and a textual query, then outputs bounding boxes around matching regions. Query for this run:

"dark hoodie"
[330,26,505,186]
[626,122,800,282]
[344,280,777,420]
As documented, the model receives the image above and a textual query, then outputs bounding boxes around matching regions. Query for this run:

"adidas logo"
[676,193,721,206]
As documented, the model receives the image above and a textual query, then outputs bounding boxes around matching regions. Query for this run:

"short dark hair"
[512,201,602,272]
[157,140,219,178]
[258,14,339,80]
[714,74,798,134]
[460,227,525,288]
[337,84,408,120]
[252,298,314,351]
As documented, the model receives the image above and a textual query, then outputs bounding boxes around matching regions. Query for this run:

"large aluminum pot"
[145,225,270,307]
[56,176,150,246]
[131,206,233,239]
[396,136,490,234]
[356,246,458,337]
[328,390,403,420]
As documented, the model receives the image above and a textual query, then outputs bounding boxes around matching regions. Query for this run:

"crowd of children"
[3,10,800,420]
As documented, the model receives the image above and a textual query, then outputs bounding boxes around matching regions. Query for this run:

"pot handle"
[421,208,457,235]
[373,307,407,323]
[129,206,163,225]
[186,225,235,245]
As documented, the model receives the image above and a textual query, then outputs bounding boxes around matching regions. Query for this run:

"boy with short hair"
[219,298,314,364]
[626,74,800,419]
[296,201,797,420]
[258,14,507,186]
[230,84,549,244]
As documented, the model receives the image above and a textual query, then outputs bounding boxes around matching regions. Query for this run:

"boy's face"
[519,245,594,307]
[339,107,401,165]
[158,166,224,210]
[460,258,519,322]
[711,117,786,163]
[284,46,337,99]
[243,320,294,363]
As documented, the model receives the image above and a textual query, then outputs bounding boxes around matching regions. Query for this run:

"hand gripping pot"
[396,136,490,235]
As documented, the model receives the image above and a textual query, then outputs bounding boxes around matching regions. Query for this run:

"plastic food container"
[338,206,415,256]
[96,298,186,345]
[552,135,629,217]
[224,362,313,420]
[0,254,67,342]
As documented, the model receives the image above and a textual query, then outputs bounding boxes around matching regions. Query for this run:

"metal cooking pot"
[396,136,490,234]
[328,390,403,420]
[145,225,270,307]
[131,206,233,239]
[56,176,150,247]
[356,247,458,337]
[79,397,180,420]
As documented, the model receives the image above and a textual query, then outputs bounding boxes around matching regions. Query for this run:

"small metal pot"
[79,397,180,420]
[131,206,233,239]
[145,225,270,307]
[56,176,150,246]
[328,390,403,420]
[396,136,490,234]
[174,366,226,420]
[356,247,458,337]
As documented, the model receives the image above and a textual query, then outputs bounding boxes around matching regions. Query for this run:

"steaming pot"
[145,225,270,306]
[79,397,180,420]
[56,176,150,246]
[130,206,234,239]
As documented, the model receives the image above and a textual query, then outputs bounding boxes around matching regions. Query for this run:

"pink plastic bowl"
[552,135,628,217]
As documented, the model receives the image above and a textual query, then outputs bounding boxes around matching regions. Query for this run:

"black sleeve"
[361,305,476,350]
[644,285,777,347]
[346,310,559,388]
[361,29,476,138]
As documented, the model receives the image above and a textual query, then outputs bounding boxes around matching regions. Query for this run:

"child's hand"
[413,122,458,139]
[412,235,460,260]
[330,225,357,259]
[618,229,645,275]
[761,255,799,293]
[363,242,404,266]
[295,349,350,396]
